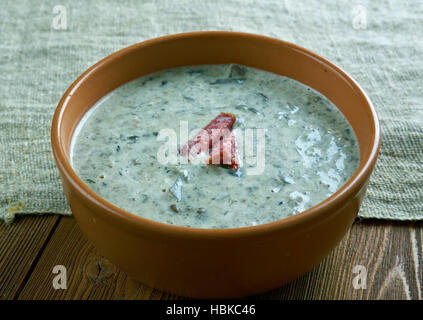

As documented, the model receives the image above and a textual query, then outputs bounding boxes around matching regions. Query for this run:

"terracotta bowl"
[51,31,380,298]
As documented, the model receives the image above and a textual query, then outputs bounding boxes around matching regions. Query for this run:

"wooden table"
[0,215,422,300]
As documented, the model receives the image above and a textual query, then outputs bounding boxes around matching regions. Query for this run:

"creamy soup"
[70,64,359,229]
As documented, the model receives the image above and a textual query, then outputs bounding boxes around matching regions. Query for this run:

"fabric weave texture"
[1,0,422,222]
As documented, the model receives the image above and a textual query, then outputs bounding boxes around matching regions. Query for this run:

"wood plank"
[0,215,60,299]
[17,216,422,300]
[17,216,180,300]
[256,220,423,300]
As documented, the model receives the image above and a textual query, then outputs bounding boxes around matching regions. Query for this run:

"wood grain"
[0,215,60,299]
[256,219,423,300]
[16,216,179,300]
[2,216,422,300]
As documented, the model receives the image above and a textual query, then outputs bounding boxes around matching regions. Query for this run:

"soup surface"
[71,64,359,228]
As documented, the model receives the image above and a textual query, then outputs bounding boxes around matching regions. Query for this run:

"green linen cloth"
[1,0,422,222]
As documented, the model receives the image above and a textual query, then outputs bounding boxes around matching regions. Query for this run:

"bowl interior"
[54,32,379,231]
[58,33,377,161]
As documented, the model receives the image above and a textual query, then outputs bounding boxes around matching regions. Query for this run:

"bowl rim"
[51,30,381,239]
